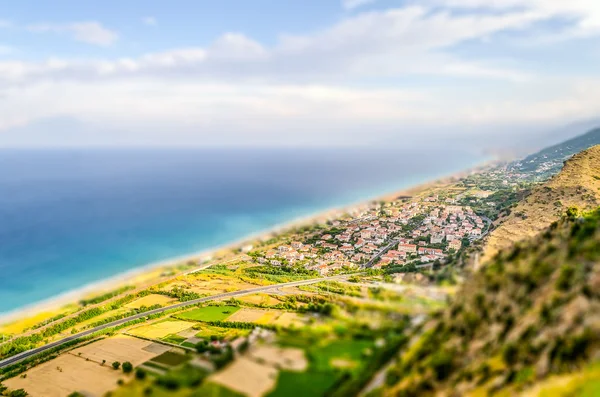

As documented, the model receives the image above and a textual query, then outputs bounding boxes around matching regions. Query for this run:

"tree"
[195,340,209,353]
[502,343,519,367]
[122,361,133,373]
[8,390,29,397]
[135,368,147,380]
[112,361,121,370]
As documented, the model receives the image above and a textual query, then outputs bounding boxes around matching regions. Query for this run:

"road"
[362,239,399,269]
[0,274,350,369]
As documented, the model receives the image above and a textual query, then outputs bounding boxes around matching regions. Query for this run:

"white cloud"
[2,7,541,86]
[1,3,598,147]
[342,0,376,10]
[142,16,157,26]
[428,0,600,37]
[27,21,118,46]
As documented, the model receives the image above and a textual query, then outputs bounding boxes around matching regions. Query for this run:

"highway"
[0,274,350,369]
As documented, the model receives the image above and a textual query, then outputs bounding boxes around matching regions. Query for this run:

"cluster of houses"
[252,195,488,275]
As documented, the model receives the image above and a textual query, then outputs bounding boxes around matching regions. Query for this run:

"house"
[449,240,462,250]
[339,244,354,253]
[278,245,292,253]
[291,241,303,250]
[418,247,444,256]
[398,243,417,253]
[265,250,277,259]
[430,234,444,244]
[470,228,482,236]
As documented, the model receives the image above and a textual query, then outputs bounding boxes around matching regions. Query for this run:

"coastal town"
[250,192,491,276]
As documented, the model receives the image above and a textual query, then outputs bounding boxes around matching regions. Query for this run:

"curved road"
[0,274,350,369]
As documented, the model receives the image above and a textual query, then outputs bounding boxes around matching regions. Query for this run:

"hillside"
[510,127,600,180]
[380,208,600,397]
[484,145,600,261]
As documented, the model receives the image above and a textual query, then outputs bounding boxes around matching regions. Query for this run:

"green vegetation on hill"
[382,208,600,396]
[512,127,600,179]
[485,145,600,261]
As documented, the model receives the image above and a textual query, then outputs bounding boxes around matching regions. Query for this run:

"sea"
[0,148,486,316]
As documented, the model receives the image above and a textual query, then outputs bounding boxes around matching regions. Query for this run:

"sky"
[0,0,599,149]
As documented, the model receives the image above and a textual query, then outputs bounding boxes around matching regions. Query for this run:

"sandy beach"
[0,159,495,328]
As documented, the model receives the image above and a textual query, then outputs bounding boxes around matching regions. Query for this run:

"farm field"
[266,336,376,396]
[129,320,196,339]
[0,306,75,336]
[4,353,124,397]
[178,306,240,322]
[238,293,283,306]
[208,356,278,397]
[226,308,268,323]
[193,324,250,341]
[72,334,172,366]
[272,312,306,328]
[125,294,176,309]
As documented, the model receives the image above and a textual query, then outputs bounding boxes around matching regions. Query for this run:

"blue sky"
[0,0,599,148]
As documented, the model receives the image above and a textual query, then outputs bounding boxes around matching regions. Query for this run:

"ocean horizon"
[0,147,486,316]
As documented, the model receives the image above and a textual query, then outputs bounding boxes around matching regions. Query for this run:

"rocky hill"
[484,145,600,261]
[380,207,600,396]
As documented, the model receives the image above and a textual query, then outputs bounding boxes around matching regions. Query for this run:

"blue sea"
[0,148,485,315]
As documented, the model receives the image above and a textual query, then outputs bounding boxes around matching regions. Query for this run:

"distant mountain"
[484,145,600,261]
[510,127,600,180]
[382,205,600,396]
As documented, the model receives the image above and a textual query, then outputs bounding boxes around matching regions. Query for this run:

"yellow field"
[129,320,195,339]
[72,334,171,366]
[272,312,306,328]
[208,356,278,397]
[226,308,268,323]
[124,294,176,309]
[248,345,308,371]
[168,274,261,295]
[4,353,124,397]
[0,306,75,335]
[238,293,283,306]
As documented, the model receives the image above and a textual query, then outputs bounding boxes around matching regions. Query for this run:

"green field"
[310,339,373,372]
[151,351,190,367]
[162,334,187,345]
[178,305,240,322]
[268,336,375,396]
[195,382,246,397]
[267,371,335,397]
[194,324,250,341]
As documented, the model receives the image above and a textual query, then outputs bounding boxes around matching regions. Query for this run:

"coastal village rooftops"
[398,243,417,253]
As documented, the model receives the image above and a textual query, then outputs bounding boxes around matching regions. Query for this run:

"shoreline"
[0,158,496,327]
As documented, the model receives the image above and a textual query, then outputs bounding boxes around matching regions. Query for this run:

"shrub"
[502,343,519,367]
[135,368,147,380]
[122,361,133,373]
[112,361,121,370]
[8,390,29,397]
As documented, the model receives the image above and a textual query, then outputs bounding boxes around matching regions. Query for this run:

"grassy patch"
[197,382,246,397]
[150,351,190,367]
[267,371,336,397]
[178,306,240,322]
[194,324,250,341]
[309,339,373,372]
[162,334,187,345]
[270,334,376,396]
